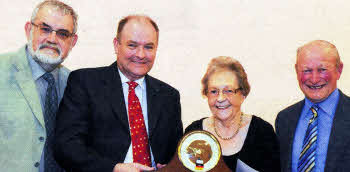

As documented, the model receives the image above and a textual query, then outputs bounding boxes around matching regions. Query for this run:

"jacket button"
[34,162,40,167]
[39,136,45,142]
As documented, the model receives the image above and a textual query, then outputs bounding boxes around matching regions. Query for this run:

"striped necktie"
[42,73,64,172]
[298,106,318,172]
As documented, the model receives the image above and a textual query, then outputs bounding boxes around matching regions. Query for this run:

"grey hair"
[201,56,251,97]
[31,0,78,33]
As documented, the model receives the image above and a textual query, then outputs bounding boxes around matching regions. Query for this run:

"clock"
[177,130,221,172]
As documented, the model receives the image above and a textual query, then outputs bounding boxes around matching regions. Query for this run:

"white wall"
[1,0,350,128]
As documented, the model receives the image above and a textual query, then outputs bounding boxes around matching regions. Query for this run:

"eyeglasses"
[207,87,242,97]
[31,22,74,40]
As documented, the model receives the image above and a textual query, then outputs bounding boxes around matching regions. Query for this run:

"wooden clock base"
[156,130,232,172]
[157,152,231,172]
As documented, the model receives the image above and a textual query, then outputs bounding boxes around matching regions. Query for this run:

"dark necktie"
[42,73,63,172]
[127,81,151,167]
[298,106,318,172]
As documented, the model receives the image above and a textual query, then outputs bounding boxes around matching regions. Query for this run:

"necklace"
[213,113,243,140]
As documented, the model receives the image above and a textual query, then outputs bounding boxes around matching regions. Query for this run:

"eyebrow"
[41,22,50,27]
[41,22,71,33]
[126,41,138,44]
[145,43,155,46]
[126,40,155,46]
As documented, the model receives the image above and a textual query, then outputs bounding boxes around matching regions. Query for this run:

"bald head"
[295,40,343,103]
[116,15,159,42]
[296,40,341,70]
[113,14,159,81]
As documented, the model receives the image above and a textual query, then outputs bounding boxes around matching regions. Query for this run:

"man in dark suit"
[54,15,183,172]
[276,40,350,172]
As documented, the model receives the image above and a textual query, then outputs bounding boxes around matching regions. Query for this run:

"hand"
[113,163,155,172]
[156,163,166,169]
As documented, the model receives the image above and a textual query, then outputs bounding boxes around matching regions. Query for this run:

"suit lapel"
[106,67,163,136]
[105,62,130,132]
[286,100,304,171]
[325,91,350,172]
[12,47,45,128]
[146,75,161,138]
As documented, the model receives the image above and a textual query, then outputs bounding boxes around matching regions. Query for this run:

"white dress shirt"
[118,69,156,167]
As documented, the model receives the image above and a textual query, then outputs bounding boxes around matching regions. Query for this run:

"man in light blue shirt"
[276,40,350,172]
[0,1,78,171]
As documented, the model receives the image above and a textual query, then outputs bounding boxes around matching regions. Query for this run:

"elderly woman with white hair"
[185,56,281,172]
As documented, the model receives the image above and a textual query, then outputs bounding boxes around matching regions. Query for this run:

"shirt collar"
[26,45,59,82]
[117,68,145,90]
[304,88,340,117]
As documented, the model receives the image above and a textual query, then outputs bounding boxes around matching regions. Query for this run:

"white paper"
[236,159,259,172]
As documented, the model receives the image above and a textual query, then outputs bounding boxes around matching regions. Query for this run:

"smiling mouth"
[215,104,231,109]
[307,84,326,89]
[132,61,147,64]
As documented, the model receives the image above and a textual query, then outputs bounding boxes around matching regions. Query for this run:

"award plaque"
[178,130,221,171]
[157,130,231,172]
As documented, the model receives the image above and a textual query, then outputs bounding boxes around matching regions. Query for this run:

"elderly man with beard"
[0,1,78,172]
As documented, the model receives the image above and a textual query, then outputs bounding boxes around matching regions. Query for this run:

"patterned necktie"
[127,81,152,167]
[298,106,318,172]
[42,73,63,172]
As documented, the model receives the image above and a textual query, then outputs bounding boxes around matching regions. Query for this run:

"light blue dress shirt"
[26,46,60,172]
[292,89,339,172]
[118,69,156,167]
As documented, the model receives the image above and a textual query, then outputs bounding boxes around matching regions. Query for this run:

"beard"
[27,31,64,72]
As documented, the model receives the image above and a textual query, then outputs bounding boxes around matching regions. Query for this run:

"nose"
[217,91,226,102]
[47,31,58,43]
[310,71,321,84]
[135,47,146,59]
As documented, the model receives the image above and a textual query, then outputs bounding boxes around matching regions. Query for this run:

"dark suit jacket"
[54,62,183,172]
[275,90,350,172]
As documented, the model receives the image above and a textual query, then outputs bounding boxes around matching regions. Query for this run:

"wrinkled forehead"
[297,45,338,65]
[120,18,158,42]
[34,6,75,32]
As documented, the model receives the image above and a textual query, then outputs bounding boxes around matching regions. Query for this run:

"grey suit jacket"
[0,46,70,172]
[275,90,350,172]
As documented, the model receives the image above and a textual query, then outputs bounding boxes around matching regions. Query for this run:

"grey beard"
[27,41,64,72]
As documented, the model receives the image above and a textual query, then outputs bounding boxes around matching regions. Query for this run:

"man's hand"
[156,163,166,169]
[113,163,155,172]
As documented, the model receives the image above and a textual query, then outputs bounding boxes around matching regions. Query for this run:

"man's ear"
[24,22,32,41]
[113,37,119,55]
[337,62,344,80]
[70,34,78,48]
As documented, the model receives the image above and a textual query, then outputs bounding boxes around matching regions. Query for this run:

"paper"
[236,159,258,172]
